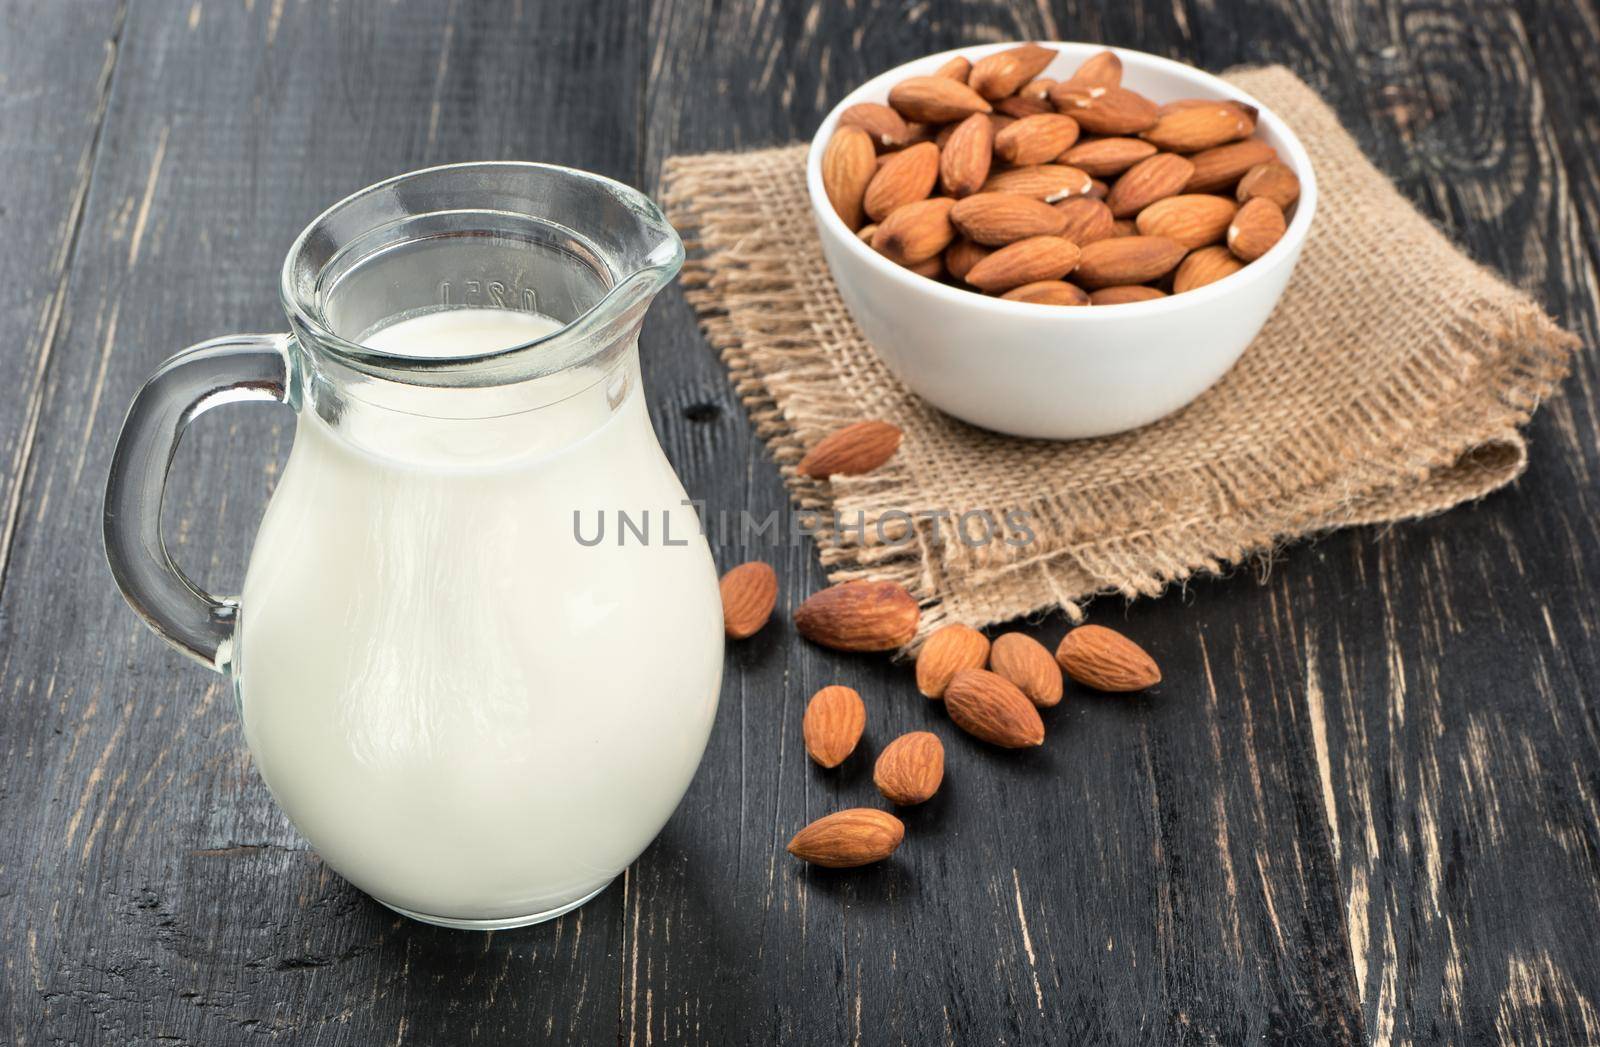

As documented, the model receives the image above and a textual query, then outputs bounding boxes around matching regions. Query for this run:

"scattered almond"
[821,127,876,230]
[915,623,991,698]
[968,43,1057,101]
[798,420,903,478]
[1173,245,1244,292]
[939,112,994,198]
[988,632,1064,706]
[802,685,866,767]
[864,141,940,222]
[944,669,1045,748]
[872,196,957,265]
[994,113,1081,165]
[1055,624,1161,691]
[964,236,1081,292]
[1000,279,1089,306]
[950,192,1068,245]
[874,732,945,805]
[788,808,905,868]
[1073,236,1186,288]
[719,562,778,639]
[888,76,992,123]
[1134,193,1237,249]
[1105,152,1195,218]
[1236,161,1301,210]
[794,580,920,652]
[1227,196,1286,261]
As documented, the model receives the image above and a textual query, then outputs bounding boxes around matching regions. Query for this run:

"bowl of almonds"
[805,42,1316,439]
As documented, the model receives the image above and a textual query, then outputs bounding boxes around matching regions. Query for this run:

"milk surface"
[236,309,723,921]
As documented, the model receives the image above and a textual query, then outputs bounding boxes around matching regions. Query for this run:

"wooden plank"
[1180,0,1600,1041]
[636,3,1370,1042]
[0,0,122,600]
[0,1,643,1043]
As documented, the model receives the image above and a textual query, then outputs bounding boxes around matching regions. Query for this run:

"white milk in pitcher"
[235,308,724,923]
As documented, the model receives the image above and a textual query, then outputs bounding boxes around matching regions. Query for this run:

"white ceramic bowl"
[805,42,1317,440]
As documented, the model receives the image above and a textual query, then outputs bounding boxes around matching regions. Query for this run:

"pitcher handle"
[103,334,292,671]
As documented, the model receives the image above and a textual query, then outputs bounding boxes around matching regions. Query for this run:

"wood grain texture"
[1,0,1597,1043]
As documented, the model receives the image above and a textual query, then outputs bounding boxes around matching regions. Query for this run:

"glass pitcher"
[104,163,724,929]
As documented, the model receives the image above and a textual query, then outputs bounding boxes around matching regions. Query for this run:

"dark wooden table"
[3,1,1598,1043]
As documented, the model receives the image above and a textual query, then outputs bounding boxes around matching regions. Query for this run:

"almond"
[797,420,903,478]
[1058,137,1158,177]
[964,236,1080,293]
[1227,196,1286,261]
[802,685,866,768]
[874,732,945,805]
[950,192,1067,245]
[980,164,1093,204]
[905,254,944,279]
[915,623,991,698]
[994,113,1081,165]
[821,127,877,230]
[1235,161,1300,210]
[719,561,778,639]
[1159,97,1259,124]
[996,94,1055,119]
[794,580,920,652]
[872,197,957,265]
[1089,284,1167,305]
[856,223,878,244]
[1086,179,1109,199]
[1173,244,1243,292]
[1134,193,1237,249]
[888,75,992,123]
[943,238,992,282]
[968,43,1057,101]
[1105,152,1195,218]
[864,141,939,222]
[944,669,1045,748]
[1185,139,1276,193]
[1064,49,1122,90]
[1073,235,1185,288]
[1055,624,1160,692]
[1053,196,1116,245]
[838,102,911,149]
[1020,77,1057,100]
[988,632,1064,706]
[787,808,905,868]
[1139,103,1252,152]
[1048,84,1158,135]
[939,112,994,198]
[1110,218,1138,237]
[933,55,973,81]
[1000,280,1089,306]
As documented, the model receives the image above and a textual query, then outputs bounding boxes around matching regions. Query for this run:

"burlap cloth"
[661,66,1577,643]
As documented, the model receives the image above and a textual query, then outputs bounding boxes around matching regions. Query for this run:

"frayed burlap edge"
[662,66,1577,645]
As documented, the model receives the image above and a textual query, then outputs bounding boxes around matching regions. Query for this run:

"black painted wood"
[2,0,1597,1043]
